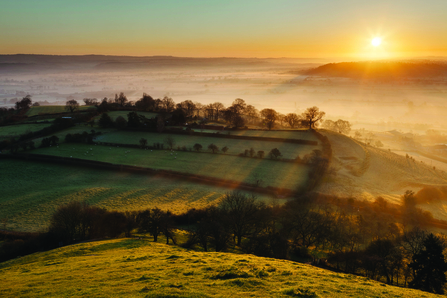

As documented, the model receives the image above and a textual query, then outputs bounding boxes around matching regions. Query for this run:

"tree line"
[1,190,446,293]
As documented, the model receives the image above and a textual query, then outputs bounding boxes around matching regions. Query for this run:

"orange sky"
[1,0,447,59]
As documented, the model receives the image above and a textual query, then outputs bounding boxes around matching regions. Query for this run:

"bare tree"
[302,106,325,129]
[208,143,219,153]
[285,113,300,128]
[260,108,278,130]
[65,99,79,113]
[164,136,176,149]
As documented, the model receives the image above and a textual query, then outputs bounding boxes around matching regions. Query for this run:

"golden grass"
[0,238,441,297]
[0,159,277,232]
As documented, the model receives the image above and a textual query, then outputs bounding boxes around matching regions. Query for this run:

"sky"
[1,0,447,59]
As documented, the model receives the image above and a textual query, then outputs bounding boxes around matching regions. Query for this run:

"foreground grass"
[97,131,319,160]
[32,143,310,191]
[0,159,276,232]
[0,238,440,297]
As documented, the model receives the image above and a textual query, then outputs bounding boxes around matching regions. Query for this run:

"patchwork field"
[32,143,310,191]
[96,130,320,159]
[0,238,439,297]
[0,123,53,140]
[0,159,277,232]
[25,105,95,117]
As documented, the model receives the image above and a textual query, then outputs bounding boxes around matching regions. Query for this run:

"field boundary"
[0,153,305,197]
[126,127,319,146]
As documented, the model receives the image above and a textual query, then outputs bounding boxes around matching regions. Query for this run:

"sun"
[371,37,382,47]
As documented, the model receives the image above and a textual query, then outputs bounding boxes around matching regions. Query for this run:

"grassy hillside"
[317,130,447,219]
[26,105,95,117]
[0,159,276,232]
[0,238,440,297]
[0,123,52,140]
[32,143,310,191]
[96,131,320,159]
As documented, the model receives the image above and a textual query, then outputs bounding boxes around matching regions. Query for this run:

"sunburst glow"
[371,37,382,47]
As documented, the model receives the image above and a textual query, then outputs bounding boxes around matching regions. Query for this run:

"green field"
[0,238,438,297]
[94,111,159,121]
[0,159,277,232]
[30,125,116,145]
[198,129,317,141]
[96,131,320,160]
[33,143,310,191]
[0,123,53,140]
[25,105,95,117]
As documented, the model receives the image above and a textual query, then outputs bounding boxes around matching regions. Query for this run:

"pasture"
[96,130,320,159]
[0,159,277,232]
[94,111,158,121]
[25,105,95,117]
[0,238,438,297]
[0,123,53,140]
[198,128,317,141]
[33,143,310,191]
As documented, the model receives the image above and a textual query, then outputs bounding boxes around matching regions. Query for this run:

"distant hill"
[0,54,321,73]
[306,61,447,79]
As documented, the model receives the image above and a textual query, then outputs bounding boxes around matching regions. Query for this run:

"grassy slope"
[96,130,320,159]
[31,143,310,190]
[317,130,447,219]
[0,123,52,140]
[0,238,440,298]
[25,105,95,117]
[0,159,276,232]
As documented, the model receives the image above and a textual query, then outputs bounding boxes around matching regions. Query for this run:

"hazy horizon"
[2,0,447,59]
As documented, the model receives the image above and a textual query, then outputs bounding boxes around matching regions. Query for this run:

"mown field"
[32,143,310,191]
[94,111,158,121]
[96,131,320,160]
[0,159,276,232]
[0,123,53,140]
[25,105,95,117]
[0,238,439,298]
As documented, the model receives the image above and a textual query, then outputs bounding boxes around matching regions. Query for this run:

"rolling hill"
[0,238,440,298]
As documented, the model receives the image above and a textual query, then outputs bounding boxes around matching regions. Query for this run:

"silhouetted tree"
[268,148,282,159]
[164,136,175,149]
[15,95,32,110]
[65,99,79,113]
[222,146,229,153]
[285,113,300,128]
[260,108,278,130]
[193,143,203,152]
[98,113,114,128]
[409,233,447,293]
[208,143,219,153]
[139,138,148,148]
[115,116,127,129]
[219,191,262,246]
[302,106,325,129]
[115,92,128,107]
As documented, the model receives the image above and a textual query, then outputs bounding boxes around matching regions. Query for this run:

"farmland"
[317,129,447,219]
[0,123,52,140]
[94,110,158,121]
[96,130,321,159]
[25,105,95,117]
[0,238,439,298]
[0,159,277,232]
[32,143,311,191]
